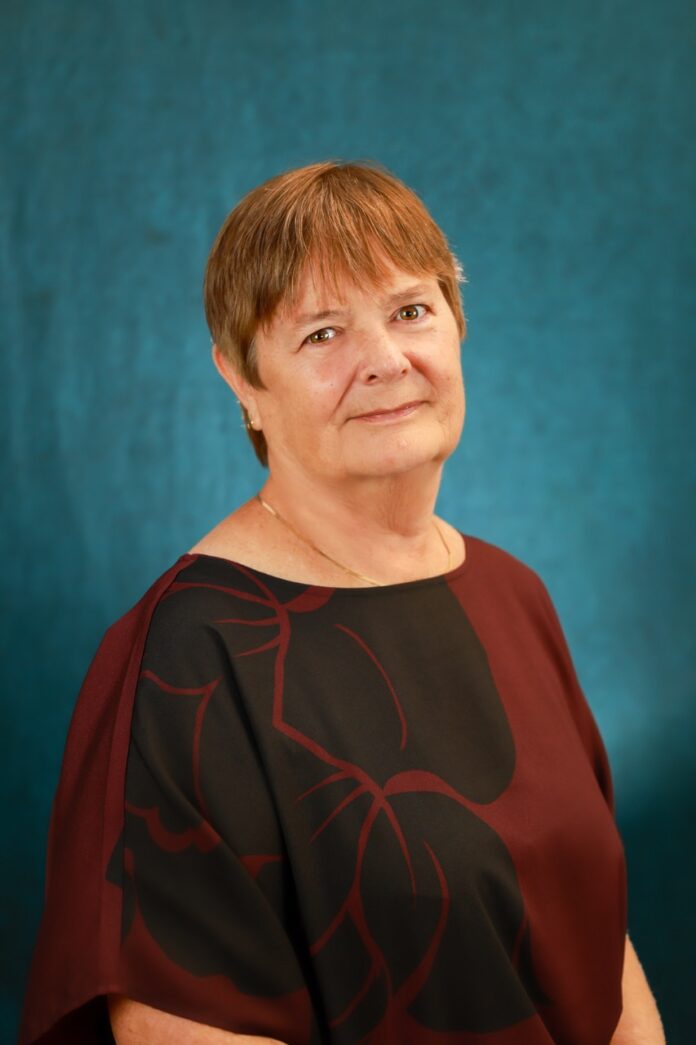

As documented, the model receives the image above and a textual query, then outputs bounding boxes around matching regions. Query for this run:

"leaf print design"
[111,559,549,1042]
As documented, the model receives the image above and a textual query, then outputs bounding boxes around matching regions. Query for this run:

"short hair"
[204,159,467,467]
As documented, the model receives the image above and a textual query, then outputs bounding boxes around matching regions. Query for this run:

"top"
[19,533,627,1045]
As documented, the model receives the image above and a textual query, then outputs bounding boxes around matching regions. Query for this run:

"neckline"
[177,531,474,596]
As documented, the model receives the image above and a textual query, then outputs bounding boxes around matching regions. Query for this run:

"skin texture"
[609,935,666,1044]
[236,261,467,489]
[107,995,287,1043]
[112,263,664,1041]
[197,257,467,588]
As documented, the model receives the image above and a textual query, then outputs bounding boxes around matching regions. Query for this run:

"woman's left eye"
[305,327,336,345]
[397,303,428,322]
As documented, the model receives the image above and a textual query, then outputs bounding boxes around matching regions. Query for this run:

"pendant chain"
[256,493,451,586]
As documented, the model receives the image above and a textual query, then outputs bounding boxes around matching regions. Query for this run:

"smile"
[354,401,424,423]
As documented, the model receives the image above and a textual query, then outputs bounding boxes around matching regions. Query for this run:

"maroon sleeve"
[18,559,189,1044]
[533,575,618,818]
[18,556,313,1045]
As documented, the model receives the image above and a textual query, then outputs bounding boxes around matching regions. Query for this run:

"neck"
[258,460,448,583]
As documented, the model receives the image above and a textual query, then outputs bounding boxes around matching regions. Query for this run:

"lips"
[356,400,423,419]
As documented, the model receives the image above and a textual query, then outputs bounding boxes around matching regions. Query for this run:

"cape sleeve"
[19,555,314,1045]
[532,573,618,819]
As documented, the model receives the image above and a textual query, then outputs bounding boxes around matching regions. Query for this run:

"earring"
[239,401,257,431]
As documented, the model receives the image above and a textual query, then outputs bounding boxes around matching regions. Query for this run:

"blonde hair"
[204,159,467,467]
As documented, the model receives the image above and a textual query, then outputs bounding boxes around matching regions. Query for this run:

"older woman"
[20,161,663,1045]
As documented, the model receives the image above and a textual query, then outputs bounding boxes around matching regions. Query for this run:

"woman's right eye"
[303,328,336,344]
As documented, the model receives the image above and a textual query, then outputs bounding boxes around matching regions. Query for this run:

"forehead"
[273,260,440,333]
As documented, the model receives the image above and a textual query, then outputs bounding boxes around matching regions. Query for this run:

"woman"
[20,160,663,1044]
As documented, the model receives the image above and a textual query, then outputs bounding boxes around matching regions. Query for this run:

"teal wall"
[3,1,694,1040]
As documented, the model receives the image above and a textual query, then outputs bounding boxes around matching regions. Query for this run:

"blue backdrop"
[2,1,694,1040]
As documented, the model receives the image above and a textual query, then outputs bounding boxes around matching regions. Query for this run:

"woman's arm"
[610,935,665,1044]
[108,995,290,1044]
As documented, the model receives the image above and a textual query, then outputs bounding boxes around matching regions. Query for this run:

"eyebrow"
[289,283,434,329]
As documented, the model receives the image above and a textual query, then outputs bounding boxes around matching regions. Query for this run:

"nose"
[356,326,412,384]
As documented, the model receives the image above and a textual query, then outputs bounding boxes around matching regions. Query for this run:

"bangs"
[252,164,463,332]
[302,228,466,307]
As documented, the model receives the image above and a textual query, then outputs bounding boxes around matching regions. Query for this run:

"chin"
[346,441,446,477]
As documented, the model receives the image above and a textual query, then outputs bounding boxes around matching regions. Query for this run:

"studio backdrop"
[2,1,694,1041]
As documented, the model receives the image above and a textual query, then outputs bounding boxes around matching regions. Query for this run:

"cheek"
[304,361,352,414]
[431,353,465,426]
[275,373,345,433]
[428,344,463,395]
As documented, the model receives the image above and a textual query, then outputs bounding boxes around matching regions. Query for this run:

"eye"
[304,326,337,345]
[396,303,428,322]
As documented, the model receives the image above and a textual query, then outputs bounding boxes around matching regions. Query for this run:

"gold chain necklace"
[256,493,451,587]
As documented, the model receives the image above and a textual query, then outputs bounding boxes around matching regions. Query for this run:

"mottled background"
[2,0,694,1040]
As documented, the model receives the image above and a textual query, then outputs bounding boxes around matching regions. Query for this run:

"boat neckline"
[177,530,474,596]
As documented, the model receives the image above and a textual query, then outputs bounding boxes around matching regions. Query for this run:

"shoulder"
[93,554,239,692]
[125,554,254,670]
[463,532,548,596]
[187,498,275,567]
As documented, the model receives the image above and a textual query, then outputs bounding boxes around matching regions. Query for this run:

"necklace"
[256,493,451,587]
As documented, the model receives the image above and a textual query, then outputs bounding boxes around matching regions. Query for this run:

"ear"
[211,344,260,421]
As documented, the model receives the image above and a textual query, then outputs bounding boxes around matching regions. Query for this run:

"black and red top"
[19,534,627,1044]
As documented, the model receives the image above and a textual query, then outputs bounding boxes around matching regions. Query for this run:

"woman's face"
[226,258,466,484]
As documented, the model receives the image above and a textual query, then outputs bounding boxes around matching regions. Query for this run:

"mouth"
[354,400,424,422]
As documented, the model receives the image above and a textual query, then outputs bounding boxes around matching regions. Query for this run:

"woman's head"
[204,159,467,467]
